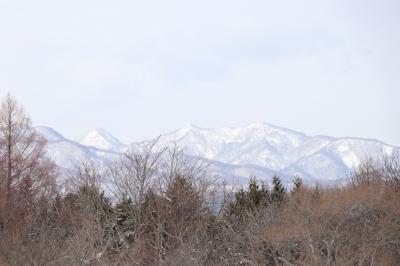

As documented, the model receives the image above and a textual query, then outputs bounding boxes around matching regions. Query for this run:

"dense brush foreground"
[0,94,399,266]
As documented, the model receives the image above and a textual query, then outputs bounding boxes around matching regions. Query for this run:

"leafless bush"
[381,151,400,190]
[349,152,400,193]
[349,157,381,187]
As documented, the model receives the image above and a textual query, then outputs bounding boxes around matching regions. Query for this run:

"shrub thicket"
[1,95,399,265]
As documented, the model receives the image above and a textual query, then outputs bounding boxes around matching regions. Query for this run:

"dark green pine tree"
[228,177,270,217]
[291,175,303,194]
[270,175,286,206]
[246,177,270,209]
[260,181,270,206]
[228,187,247,217]
[110,197,136,247]
[248,177,261,208]
[114,197,135,231]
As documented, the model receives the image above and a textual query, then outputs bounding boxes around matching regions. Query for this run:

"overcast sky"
[0,0,399,145]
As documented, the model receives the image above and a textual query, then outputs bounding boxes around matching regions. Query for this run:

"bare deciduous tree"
[349,157,381,187]
[381,151,400,190]
[0,93,56,229]
[109,137,164,205]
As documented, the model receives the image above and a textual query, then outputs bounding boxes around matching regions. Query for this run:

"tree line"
[0,94,399,265]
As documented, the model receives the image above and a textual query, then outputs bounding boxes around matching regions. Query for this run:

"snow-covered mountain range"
[35,123,399,185]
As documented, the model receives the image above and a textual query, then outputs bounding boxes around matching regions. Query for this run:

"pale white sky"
[0,0,399,145]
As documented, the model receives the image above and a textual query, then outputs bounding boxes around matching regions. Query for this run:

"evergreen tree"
[228,177,270,216]
[260,181,270,206]
[110,197,136,247]
[248,177,262,208]
[229,188,247,216]
[114,198,135,231]
[270,175,286,206]
[291,175,303,194]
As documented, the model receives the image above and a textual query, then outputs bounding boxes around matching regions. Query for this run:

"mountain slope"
[35,123,399,185]
[80,128,125,151]
[155,123,307,170]
[35,127,120,170]
[152,123,398,183]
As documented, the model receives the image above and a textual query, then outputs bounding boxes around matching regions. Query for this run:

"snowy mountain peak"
[80,128,124,151]
[36,123,400,186]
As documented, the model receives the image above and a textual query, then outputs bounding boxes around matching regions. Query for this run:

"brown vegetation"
[0,94,399,265]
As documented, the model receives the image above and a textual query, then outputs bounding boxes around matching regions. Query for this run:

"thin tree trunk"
[5,110,12,212]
